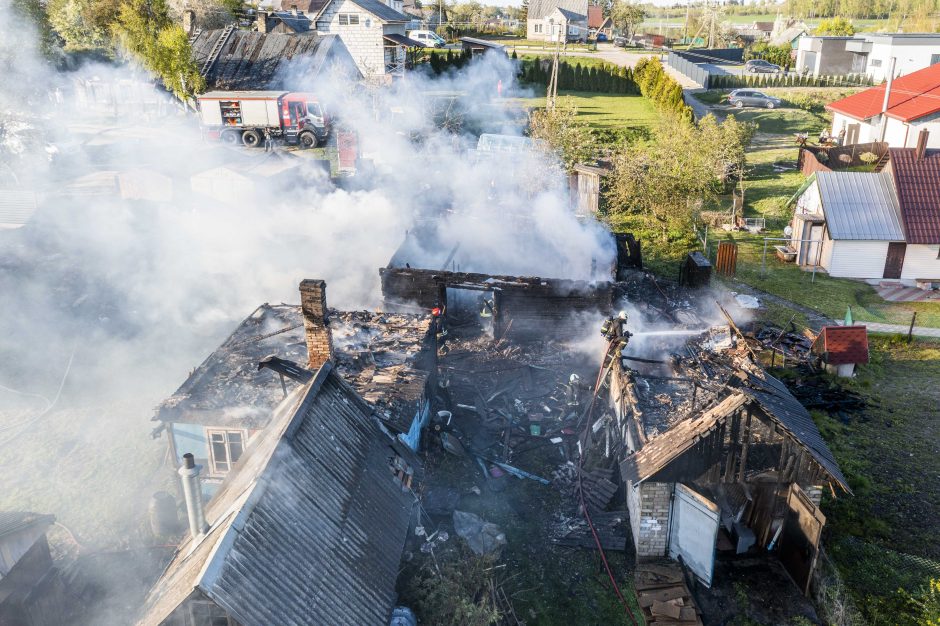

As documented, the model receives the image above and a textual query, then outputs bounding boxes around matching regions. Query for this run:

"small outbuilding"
[812,325,869,377]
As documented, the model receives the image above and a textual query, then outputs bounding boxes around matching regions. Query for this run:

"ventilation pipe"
[916,129,930,160]
[179,453,209,539]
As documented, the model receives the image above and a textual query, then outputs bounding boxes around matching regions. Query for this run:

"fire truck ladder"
[188,28,203,45]
[200,24,235,78]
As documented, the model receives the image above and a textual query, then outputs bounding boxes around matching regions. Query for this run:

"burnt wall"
[380,267,612,341]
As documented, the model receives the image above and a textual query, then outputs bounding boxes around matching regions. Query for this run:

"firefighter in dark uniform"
[601,311,632,361]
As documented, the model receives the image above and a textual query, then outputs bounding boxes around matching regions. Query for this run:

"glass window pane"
[212,440,228,464]
[350,14,359,24]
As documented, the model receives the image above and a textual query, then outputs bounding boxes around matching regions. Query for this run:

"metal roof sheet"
[0,512,55,539]
[0,190,38,228]
[138,364,419,626]
[886,148,940,244]
[526,0,588,20]
[816,171,905,241]
[731,371,850,492]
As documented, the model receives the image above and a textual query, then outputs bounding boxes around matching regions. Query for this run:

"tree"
[609,0,645,39]
[47,0,109,49]
[606,114,755,239]
[112,0,204,101]
[814,16,856,35]
[528,97,595,173]
[520,0,528,21]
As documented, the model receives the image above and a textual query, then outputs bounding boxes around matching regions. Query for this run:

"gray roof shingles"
[0,512,55,539]
[138,364,419,626]
[527,0,588,21]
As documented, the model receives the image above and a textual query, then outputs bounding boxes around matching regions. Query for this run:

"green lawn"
[512,90,660,140]
[776,337,940,624]
[639,14,893,31]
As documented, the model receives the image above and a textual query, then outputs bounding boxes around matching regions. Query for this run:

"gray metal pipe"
[179,453,209,539]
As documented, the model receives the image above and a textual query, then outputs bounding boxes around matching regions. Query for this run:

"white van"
[408,30,447,48]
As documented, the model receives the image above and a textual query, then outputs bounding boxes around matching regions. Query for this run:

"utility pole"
[547,18,561,110]
[878,57,896,142]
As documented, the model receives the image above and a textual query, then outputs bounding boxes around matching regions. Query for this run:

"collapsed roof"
[153,303,433,433]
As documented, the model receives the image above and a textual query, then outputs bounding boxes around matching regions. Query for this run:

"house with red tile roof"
[827,63,940,148]
[788,140,940,284]
[812,326,869,377]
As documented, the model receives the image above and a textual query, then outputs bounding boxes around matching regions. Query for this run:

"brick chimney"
[299,279,333,370]
[916,128,930,160]
[182,9,196,36]
[257,11,269,33]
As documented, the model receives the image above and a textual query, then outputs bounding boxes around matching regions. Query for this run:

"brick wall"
[630,481,672,558]
[299,279,334,370]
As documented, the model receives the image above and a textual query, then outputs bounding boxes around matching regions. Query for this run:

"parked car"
[728,89,782,109]
[613,35,628,47]
[744,59,782,74]
[596,32,608,42]
[407,30,447,48]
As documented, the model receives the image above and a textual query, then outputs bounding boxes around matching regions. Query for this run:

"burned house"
[137,362,421,626]
[379,225,619,341]
[153,279,435,495]
[605,326,850,593]
[0,512,67,626]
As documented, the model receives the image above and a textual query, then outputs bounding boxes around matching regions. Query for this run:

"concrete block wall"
[299,279,334,369]
[633,481,672,558]
[805,484,823,508]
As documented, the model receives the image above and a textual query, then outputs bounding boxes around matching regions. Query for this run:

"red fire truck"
[197,91,330,148]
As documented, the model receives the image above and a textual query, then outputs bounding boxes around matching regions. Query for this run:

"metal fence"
[666,51,711,88]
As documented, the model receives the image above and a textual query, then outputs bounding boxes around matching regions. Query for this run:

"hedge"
[517,57,639,95]
[708,72,875,90]
[633,57,694,123]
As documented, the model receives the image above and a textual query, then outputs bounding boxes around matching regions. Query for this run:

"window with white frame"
[206,429,246,474]
[338,13,360,25]
[534,23,542,33]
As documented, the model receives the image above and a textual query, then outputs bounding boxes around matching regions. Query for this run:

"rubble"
[452,510,506,556]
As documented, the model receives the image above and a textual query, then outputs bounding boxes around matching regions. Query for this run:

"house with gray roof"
[313,0,422,78]
[137,362,421,626]
[788,148,940,283]
[190,29,359,91]
[526,0,588,42]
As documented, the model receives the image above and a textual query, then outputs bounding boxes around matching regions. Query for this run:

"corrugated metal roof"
[138,364,420,626]
[816,171,905,241]
[731,371,850,492]
[527,0,588,21]
[0,512,55,539]
[886,148,940,244]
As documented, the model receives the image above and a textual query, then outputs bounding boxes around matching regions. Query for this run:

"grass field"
[511,90,660,140]
[771,337,940,624]
[639,13,894,31]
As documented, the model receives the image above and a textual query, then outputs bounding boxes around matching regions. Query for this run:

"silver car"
[728,89,782,109]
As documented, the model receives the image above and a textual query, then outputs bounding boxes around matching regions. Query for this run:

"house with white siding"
[789,144,940,285]
[313,0,419,78]
[827,63,940,149]
[526,0,588,42]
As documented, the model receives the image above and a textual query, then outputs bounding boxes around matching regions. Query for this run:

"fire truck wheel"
[299,131,318,149]
[241,130,262,148]
[220,131,239,145]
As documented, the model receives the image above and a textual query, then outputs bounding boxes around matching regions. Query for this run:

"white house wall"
[317,0,399,76]
[827,240,892,278]
[867,40,940,81]
[900,244,940,281]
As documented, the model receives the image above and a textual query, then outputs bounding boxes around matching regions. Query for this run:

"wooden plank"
[651,600,682,620]
[638,587,685,607]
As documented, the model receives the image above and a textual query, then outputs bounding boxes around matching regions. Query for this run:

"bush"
[517,58,638,95]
